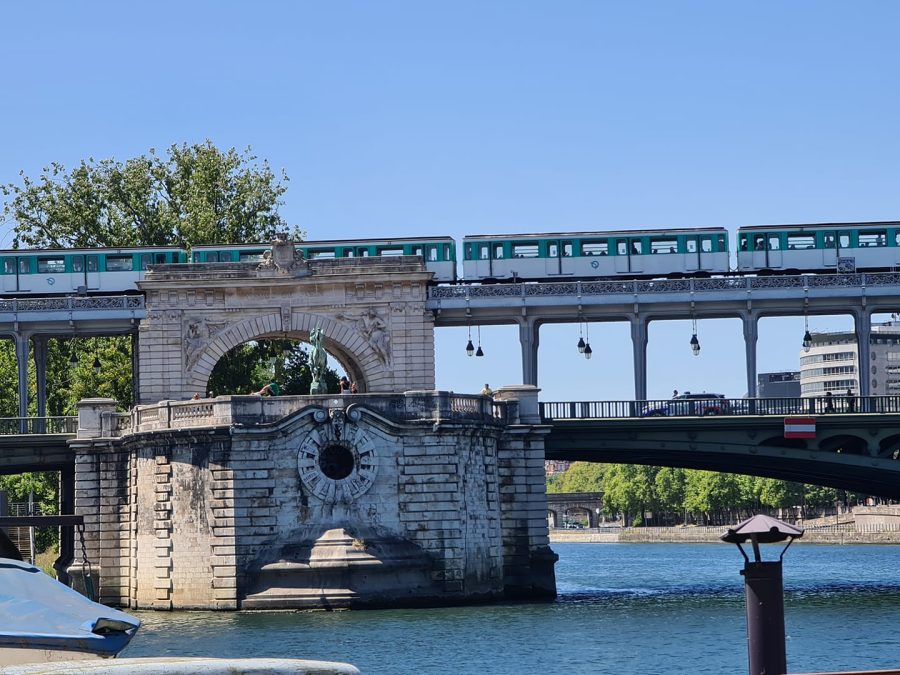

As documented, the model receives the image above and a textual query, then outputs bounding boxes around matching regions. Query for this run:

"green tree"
[2,141,292,249]
[602,464,658,525]
[551,462,606,493]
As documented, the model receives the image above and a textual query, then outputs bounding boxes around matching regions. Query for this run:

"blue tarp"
[0,558,140,657]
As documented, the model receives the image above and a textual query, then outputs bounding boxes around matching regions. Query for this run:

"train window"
[823,234,836,249]
[3,260,15,274]
[896,233,900,247]
[87,256,98,272]
[753,235,766,251]
[686,239,697,253]
[718,234,726,250]
[630,240,642,255]
[582,240,608,256]
[512,243,538,258]
[156,253,168,264]
[359,248,370,256]
[700,238,712,253]
[563,242,573,257]
[38,257,66,274]
[859,230,886,247]
[787,234,815,250]
[427,247,438,262]
[18,259,30,274]
[139,254,152,270]
[72,257,84,273]
[377,247,404,256]
[238,251,265,262]
[480,245,489,260]
[414,247,423,257]
[192,252,201,262]
[839,233,850,248]
[548,244,558,257]
[106,256,134,272]
[739,236,749,251]
[443,244,452,261]
[493,245,504,259]
[344,249,355,257]
[767,235,780,251]
[651,238,677,254]
[310,250,335,258]
[617,241,628,255]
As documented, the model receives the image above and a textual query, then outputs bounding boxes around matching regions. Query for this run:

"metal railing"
[541,395,898,421]
[0,416,78,435]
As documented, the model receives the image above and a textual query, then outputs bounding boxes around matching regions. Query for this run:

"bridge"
[541,397,900,500]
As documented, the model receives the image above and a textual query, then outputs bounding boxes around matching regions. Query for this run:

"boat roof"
[0,558,140,657]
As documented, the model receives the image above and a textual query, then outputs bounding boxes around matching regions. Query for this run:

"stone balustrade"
[78,392,510,439]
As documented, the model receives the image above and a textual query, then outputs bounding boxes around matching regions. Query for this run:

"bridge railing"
[540,395,900,420]
[0,416,78,435]
[125,392,503,436]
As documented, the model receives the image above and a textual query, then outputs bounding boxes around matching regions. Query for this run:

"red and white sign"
[784,417,816,439]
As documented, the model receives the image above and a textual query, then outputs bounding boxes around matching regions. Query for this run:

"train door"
[766,233,783,268]
[822,230,838,267]
[2,257,19,292]
[685,236,700,271]
[614,239,630,273]
[545,240,563,276]
[471,242,493,278]
[628,238,643,273]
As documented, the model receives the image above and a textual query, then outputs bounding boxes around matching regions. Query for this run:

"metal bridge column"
[131,332,140,402]
[14,333,30,432]
[630,316,648,400]
[742,313,759,398]
[32,335,48,434]
[518,318,539,386]
[855,309,872,397]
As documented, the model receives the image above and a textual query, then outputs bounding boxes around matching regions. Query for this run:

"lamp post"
[721,514,804,675]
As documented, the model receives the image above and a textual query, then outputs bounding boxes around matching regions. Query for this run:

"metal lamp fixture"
[582,322,592,360]
[577,320,586,354]
[465,323,475,357]
[475,325,484,357]
[91,356,101,374]
[690,317,700,357]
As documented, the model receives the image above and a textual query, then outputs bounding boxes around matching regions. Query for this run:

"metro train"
[0,220,895,295]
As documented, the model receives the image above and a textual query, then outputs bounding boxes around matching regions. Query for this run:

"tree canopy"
[2,141,292,249]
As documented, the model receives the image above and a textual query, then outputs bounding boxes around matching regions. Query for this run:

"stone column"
[855,309,872,397]
[742,313,759,398]
[518,319,540,387]
[630,316,649,400]
[494,385,557,599]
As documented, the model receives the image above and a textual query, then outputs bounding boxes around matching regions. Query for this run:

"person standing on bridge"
[825,391,835,413]
[846,388,856,413]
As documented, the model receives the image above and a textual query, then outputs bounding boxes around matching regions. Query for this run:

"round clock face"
[297,425,378,503]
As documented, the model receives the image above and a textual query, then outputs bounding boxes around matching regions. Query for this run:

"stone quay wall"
[71,387,556,610]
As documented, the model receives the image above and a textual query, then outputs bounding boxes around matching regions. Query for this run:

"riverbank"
[550,523,900,544]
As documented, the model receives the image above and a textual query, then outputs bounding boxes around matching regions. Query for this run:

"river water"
[124,543,900,674]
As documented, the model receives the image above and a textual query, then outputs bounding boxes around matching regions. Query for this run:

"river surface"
[124,543,900,673]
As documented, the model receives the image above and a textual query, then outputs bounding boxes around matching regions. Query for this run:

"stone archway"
[136,239,435,403]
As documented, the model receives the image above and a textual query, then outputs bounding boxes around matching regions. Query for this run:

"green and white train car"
[0,247,186,295]
[461,229,730,281]
[737,221,900,273]
[192,237,457,282]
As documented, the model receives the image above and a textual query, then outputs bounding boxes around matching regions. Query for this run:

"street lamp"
[690,316,700,356]
[475,325,484,357]
[91,356,101,374]
[721,514,804,675]
[802,314,812,352]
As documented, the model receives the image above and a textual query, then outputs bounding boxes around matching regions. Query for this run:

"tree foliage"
[2,141,292,249]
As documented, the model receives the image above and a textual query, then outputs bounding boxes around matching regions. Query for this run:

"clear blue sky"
[1,1,898,401]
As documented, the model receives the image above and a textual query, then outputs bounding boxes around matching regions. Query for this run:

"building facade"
[757,371,801,398]
[799,321,900,397]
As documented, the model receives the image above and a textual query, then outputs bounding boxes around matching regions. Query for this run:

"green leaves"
[3,141,291,249]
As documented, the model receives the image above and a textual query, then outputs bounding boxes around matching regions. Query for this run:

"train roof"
[192,236,455,249]
[461,228,728,241]
[737,220,900,232]
[0,245,184,255]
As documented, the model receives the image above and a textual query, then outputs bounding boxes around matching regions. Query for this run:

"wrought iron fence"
[540,395,900,420]
[0,416,78,434]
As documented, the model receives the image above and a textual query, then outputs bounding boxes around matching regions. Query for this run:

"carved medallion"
[297,409,378,503]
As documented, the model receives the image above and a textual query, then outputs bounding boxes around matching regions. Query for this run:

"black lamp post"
[721,514,804,675]
[91,356,101,374]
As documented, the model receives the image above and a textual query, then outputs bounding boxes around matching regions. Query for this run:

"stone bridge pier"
[70,387,556,610]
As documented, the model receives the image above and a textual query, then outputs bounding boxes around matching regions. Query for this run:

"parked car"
[642,392,730,417]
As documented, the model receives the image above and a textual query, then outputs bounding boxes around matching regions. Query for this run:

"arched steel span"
[545,416,900,500]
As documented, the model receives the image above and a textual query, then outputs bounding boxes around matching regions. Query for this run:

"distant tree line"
[548,462,863,526]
